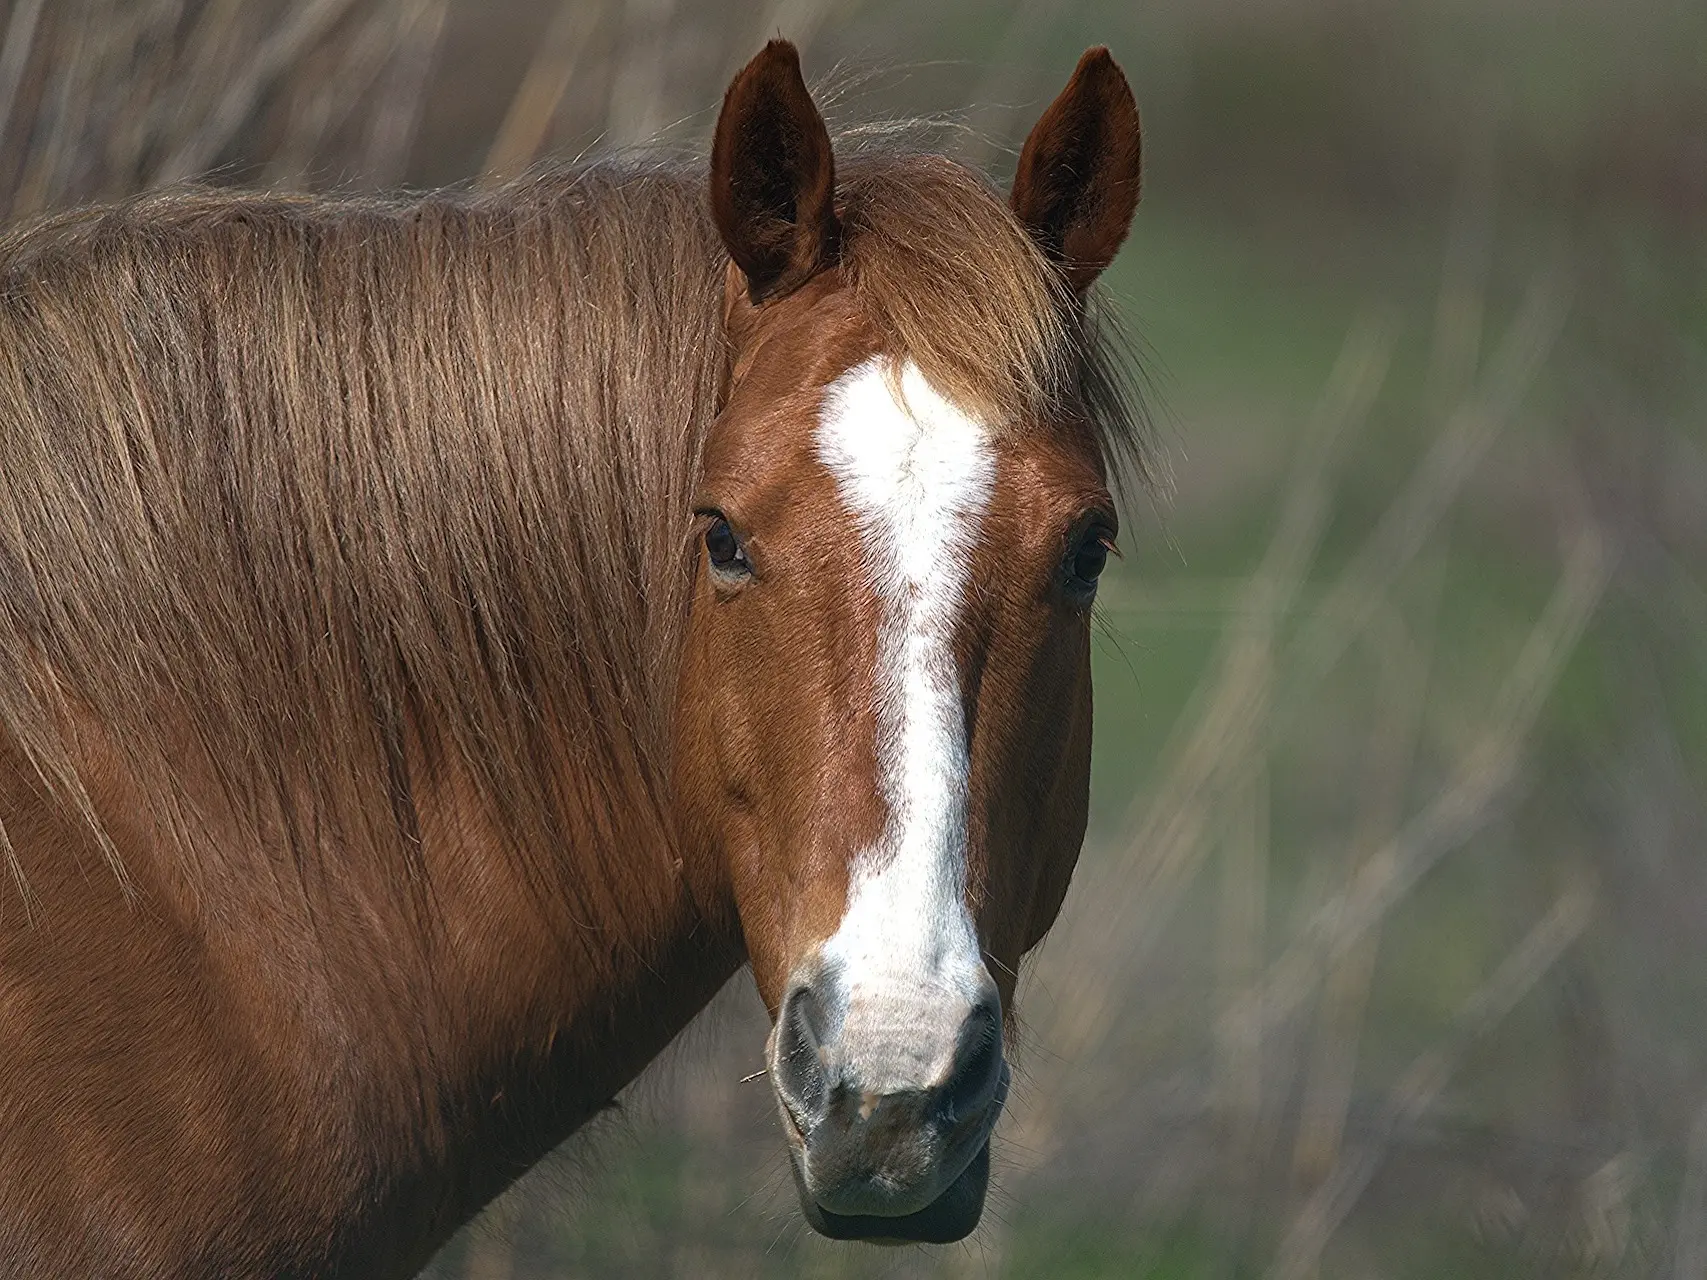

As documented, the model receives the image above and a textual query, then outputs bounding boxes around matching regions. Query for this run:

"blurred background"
[5,0,1702,1275]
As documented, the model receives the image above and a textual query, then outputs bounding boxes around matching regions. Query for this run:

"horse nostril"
[774,983,830,1123]
[936,999,1004,1124]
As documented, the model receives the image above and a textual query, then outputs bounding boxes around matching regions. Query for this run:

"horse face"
[673,41,1139,1244]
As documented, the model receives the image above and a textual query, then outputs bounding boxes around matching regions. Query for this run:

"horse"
[0,39,1143,1277]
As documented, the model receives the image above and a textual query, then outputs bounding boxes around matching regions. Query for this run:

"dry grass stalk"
[263,0,418,186]
[1283,183,1493,1181]
[482,0,603,181]
[604,0,677,146]
[1422,134,1497,415]
[1158,268,1570,1010]
[1047,318,1395,1064]
[1674,1100,1707,1279]
[1281,166,1487,1117]
[153,0,367,184]
[1268,877,1597,1280]
[1234,522,1612,1047]
[0,0,448,220]
[8,0,96,216]
[95,1,212,196]
[1283,269,1571,699]
[360,0,446,184]
[1215,762,1270,1174]
[1290,591,1438,1188]
[0,0,44,158]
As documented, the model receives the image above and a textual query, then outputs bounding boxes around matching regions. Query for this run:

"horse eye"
[705,517,748,574]
[1066,528,1113,600]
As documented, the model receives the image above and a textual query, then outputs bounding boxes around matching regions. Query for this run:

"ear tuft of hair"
[1010,47,1141,294]
[710,40,841,304]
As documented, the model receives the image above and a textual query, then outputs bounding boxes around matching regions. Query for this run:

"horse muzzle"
[768,967,1008,1243]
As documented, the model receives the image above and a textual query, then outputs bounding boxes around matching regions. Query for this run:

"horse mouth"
[789,1138,992,1244]
[765,968,1010,1243]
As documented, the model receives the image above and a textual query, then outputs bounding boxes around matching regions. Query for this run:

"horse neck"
[412,736,739,1055]
[252,732,741,1265]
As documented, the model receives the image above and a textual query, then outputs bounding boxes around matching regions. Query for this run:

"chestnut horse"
[0,40,1142,1277]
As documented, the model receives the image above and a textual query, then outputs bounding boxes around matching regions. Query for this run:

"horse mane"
[0,145,1147,903]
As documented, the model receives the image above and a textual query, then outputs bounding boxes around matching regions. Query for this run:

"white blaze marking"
[814,357,995,1089]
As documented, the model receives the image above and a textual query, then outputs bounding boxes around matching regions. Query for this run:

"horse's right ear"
[711,41,840,306]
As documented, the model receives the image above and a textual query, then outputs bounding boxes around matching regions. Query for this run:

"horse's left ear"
[711,40,840,306]
[1011,47,1141,294]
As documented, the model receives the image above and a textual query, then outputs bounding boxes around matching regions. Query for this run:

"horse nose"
[771,973,1007,1223]
[773,981,833,1124]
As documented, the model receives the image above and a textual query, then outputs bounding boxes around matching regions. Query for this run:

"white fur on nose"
[812,357,996,1091]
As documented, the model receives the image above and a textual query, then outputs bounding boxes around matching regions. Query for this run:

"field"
[4,0,1703,1275]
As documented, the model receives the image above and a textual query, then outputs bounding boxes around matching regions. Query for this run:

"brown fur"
[0,49,1146,1277]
